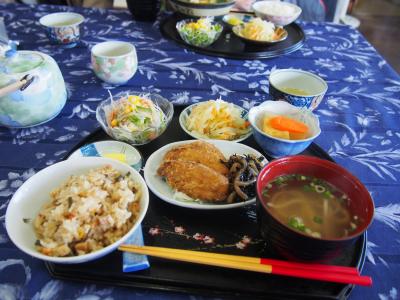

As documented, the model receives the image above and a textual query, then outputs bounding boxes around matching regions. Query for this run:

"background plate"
[46,105,366,300]
[160,13,305,59]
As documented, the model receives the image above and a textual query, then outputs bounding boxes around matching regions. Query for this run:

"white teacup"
[91,41,138,85]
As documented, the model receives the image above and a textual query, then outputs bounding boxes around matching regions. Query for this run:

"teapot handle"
[0,74,36,98]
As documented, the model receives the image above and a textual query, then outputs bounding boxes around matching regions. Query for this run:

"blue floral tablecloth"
[0,3,399,300]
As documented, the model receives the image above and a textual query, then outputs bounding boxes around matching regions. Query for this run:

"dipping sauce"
[262,174,359,239]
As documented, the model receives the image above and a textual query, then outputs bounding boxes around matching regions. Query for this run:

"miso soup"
[262,174,359,239]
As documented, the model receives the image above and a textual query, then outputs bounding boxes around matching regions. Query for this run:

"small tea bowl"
[269,69,328,111]
[91,41,138,85]
[39,12,84,48]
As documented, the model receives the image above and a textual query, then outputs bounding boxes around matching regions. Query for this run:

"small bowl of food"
[252,1,302,26]
[232,17,288,45]
[176,18,223,48]
[179,99,252,142]
[5,157,149,263]
[96,93,174,146]
[269,69,328,110]
[248,100,321,158]
[256,155,374,261]
[222,13,252,28]
[169,0,235,18]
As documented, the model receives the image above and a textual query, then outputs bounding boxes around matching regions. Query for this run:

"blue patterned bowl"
[269,69,328,111]
[248,101,321,158]
[39,12,84,48]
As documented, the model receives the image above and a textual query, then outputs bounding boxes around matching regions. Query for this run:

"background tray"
[160,14,306,59]
[46,106,366,300]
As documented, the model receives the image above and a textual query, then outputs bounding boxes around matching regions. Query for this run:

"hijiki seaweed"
[222,154,265,203]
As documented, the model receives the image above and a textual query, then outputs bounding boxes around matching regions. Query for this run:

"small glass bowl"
[176,19,223,48]
[96,93,174,146]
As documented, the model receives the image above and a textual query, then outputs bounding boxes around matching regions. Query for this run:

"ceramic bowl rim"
[256,155,375,242]
[179,102,252,142]
[91,41,137,60]
[269,69,328,97]
[248,101,321,144]
[3,50,46,76]
[39,12,85,28]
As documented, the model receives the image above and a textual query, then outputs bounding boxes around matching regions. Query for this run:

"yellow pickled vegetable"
[103,153,127,163]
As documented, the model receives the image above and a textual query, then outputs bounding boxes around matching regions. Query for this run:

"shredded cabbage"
[185,99,250,140]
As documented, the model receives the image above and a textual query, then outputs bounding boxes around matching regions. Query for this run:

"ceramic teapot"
[0,45,67,128]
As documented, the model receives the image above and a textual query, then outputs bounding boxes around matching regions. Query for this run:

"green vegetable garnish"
[288,217,306,232]
[128,115,141,124]
[313,216,323,224]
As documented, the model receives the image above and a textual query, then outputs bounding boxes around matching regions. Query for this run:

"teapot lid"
[0,51,44,75]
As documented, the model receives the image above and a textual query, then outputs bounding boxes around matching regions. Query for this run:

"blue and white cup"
[269,69,328,111]
[39,12,84,48]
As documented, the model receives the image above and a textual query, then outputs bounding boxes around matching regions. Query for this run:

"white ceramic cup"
[91,41,138,85]
[39,12,84,47]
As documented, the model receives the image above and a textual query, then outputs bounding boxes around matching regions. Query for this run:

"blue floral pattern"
[0,2,399,300]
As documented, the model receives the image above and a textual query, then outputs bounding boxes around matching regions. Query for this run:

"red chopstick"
[119,245,372,287]
[270,265,371,286]
[260,258,360,275]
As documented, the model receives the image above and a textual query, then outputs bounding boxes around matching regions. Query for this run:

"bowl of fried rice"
[5,157,149,264]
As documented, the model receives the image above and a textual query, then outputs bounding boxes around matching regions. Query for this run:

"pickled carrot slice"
[269,116,308,133]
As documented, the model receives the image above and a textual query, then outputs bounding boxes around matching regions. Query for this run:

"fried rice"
[33,165,141,257]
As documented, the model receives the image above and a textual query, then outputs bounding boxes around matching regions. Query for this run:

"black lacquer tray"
[46,106,366,300]
[160,14,306,59]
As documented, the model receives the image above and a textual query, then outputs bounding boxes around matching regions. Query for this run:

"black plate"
[46,106,366,300]
[160,14,305,59]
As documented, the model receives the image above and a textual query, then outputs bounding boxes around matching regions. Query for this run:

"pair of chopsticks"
[118,245,372,287]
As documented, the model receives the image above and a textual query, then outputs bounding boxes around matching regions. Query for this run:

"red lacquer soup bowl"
[256,155,374,261]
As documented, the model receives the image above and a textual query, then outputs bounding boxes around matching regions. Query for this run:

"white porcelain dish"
[5,157,149,264]
[69,140,143,171]
[143,140,266,210]
[179,102,252,142]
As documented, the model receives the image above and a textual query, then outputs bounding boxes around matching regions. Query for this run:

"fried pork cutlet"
[163,141,228,175]
[157,159,229,202]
